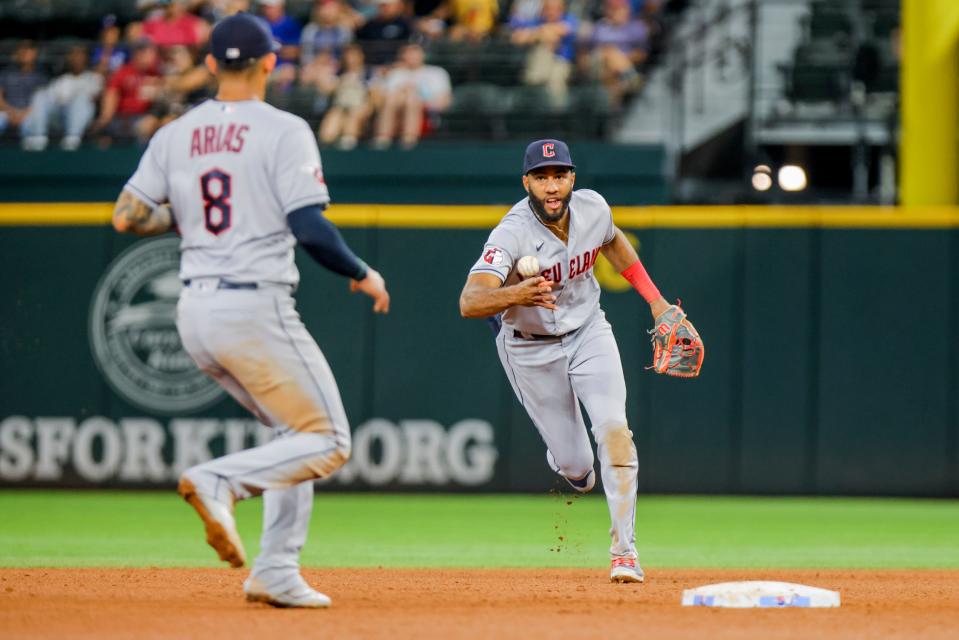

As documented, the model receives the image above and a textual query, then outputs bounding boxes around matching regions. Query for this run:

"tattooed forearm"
[112,190,174,236]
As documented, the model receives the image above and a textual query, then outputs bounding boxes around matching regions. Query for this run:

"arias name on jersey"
[190,124,250,157]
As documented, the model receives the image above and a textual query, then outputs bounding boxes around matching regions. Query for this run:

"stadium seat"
[426,38,527,87]
[504,85,569,138]
[785,40,852,103]
[266,85,327,128]
[425,40,477,86]
[567,84,611,138]
[808,4,853,41]
[871,10,899,39]
[476,39,525,86]
[440,82,508,138]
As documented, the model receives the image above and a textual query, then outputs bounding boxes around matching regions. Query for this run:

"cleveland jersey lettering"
[537,246,602,283]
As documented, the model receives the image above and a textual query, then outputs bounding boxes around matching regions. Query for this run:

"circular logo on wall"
[89,236,225,414]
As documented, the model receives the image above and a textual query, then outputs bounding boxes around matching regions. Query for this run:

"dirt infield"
[2,568,957,639]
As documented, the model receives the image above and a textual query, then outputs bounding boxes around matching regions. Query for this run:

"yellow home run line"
[2,202,959,228]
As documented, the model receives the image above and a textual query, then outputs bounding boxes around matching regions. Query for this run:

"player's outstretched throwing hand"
[459,273,556,318]
[350,268,391,313]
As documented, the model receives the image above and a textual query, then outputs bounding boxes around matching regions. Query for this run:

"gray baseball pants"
[496,313,639,559]
[176,279,351,592]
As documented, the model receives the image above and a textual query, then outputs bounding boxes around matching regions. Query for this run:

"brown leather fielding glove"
[648,304,704,378]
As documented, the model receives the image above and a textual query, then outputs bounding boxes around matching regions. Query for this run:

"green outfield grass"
[1,491,958,569]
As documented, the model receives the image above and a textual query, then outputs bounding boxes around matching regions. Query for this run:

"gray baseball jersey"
[123,98,350,593]
[125,99,330,286]
[469,189,616,335]
[468,188,640,562]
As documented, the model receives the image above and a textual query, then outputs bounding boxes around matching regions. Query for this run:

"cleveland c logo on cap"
[542,143,555,158]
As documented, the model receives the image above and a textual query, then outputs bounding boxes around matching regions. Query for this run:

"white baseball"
[517,255,540,278]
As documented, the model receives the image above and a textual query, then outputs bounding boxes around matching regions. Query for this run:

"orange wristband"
[620,260,661,303]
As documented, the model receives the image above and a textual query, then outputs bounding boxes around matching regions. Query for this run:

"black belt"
[513,329,570,341]
[183,279,258,290]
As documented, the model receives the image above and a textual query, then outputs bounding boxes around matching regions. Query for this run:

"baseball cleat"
[177,471,246,568]
[610,556,645,583]
[564,469,595,493]
[244,575,332,609]
[546,450,596,493]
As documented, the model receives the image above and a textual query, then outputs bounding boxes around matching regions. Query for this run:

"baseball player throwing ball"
[112,14,389,608]
[459,139,703,583]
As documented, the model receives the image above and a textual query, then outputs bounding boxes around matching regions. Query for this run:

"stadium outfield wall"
[0,145,668,205]
[1,203,957,496]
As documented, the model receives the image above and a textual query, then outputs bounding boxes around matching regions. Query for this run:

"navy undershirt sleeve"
[287,204,368,280]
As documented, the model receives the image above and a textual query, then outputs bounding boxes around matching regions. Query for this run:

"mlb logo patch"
[483,247,504,266]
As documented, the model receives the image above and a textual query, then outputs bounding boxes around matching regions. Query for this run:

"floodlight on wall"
[751,165,772,191]
[778,165,808,192]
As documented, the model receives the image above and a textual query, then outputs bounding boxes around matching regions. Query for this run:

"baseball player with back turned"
[111,14,390,608]
[460,140,696,583]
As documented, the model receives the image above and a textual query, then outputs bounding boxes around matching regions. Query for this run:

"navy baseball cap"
[523,139,575,174]
[211,13,280,64]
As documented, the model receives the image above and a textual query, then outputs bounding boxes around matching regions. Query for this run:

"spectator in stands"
[151,44,214,128]
[259,0,303,62]
[624,0,666,19]
[411,0,447,41]
[300,0,355,65]
[509,0,543,24]
[21,44,102,151]
[579,0,647,107]
[142,0,209,50]
[257,0,303,89]
[372,43,451,149]
[93,21,146,77]
[201,0,254,21]
[510,0,578,107]
[318,43,374,149]
[355,0,413,68]
[91,39,162,145]
[347,0,380,21]
[92,16,126,76]
[447,0,500,42]
[635,0,667,61]
[300,48,339,97]
[0,40,47,141]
